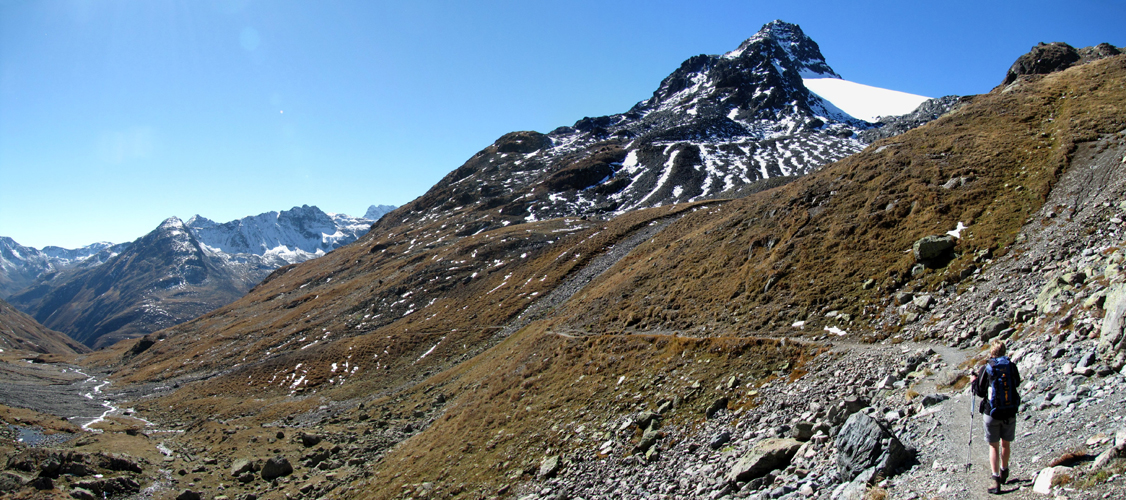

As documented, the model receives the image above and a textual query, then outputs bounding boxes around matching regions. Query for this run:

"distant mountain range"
[0,238,129,298]
[1,204,394,348]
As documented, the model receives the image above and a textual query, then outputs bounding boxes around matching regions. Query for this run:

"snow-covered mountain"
[396,20,955,235]
[185,205,374,265]
[0,237,128,298]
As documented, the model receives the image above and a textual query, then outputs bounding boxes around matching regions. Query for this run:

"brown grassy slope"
[351,325,812,499]
[107,202,711,402]
[0,298,88,355]
[544,55,1126,338]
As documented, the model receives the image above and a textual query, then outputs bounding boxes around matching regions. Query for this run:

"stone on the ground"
[176,490,201,500]
[1032,466,1071,494]
[300,433,323,447]
[231,458,258,477]
[705,397,729,419]
[1099,284,1126,370]
[727,438,802,482]
[913,235,955,262]
[920,394,949,407]
[835,412,916,481]
[1092,442,1126,470]
[709,431,731,450]
[261,456,293,480]
[69,488,96,500]
[979,317,1009,342]
[791,422,815,441]
[538,455,561,479]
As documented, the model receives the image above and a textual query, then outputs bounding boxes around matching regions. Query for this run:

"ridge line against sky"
[1,0,1123,249]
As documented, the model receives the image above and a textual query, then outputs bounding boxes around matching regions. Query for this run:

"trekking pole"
[966,379,974,471]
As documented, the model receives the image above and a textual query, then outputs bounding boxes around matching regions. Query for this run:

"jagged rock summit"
[363,204,396,221]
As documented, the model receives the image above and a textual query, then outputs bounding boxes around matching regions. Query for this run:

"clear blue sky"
[2,0,1123,249]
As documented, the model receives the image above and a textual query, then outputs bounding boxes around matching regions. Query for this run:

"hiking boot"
[1000,468,1009,485]
[988,474,1002,494]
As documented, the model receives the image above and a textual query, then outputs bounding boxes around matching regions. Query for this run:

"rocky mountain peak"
[158,216,187,233]
[724,20,841,79]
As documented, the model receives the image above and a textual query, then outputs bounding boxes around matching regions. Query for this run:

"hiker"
[971,340,1022,494]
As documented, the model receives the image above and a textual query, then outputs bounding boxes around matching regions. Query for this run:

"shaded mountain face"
[0,238,127,298]
[0,298,88,355]
[7,218,255,349]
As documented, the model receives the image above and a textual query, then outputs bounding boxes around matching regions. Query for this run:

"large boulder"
[1003,42,1080,85]
[727,438,802,483]
[979,316,1010,342]
[1099,284,1126,371]
[538,455,561,479]
[835,412,916,481]
[912,235,955,262]
[260,456,293,481]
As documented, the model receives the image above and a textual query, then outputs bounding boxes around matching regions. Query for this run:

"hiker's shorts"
[983,414,1016,443]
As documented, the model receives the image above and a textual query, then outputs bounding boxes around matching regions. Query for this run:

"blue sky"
[1,0,1123,249]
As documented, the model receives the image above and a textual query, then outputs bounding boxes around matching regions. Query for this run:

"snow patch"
[803,78,931,122]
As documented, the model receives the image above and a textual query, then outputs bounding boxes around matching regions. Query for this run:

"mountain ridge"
[3,204,392,348]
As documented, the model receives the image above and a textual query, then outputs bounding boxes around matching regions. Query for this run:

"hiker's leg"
[1000,439,1011,470]
[989,441,1001,475]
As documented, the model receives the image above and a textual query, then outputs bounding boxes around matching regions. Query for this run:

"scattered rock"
[260,456,293,481]
[835,412,916,482]
[913,235,955,262]
[920,394,949,407]
[727,438,802,482]
[70,488,96,500]
[300,433,323,447]
[979,317,1010,342]
[538,455,561,479]
[705,397,728,419]
[709,431,731,450]
[1032,465,1072,495]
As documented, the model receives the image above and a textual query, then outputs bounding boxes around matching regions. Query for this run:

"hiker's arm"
[969,365,985,396]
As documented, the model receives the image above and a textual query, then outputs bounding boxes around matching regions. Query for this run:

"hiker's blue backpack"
[985,356,1019,418]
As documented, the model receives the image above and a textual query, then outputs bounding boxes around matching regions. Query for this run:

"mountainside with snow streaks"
[383,21,949,244]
